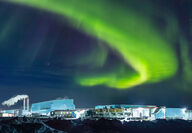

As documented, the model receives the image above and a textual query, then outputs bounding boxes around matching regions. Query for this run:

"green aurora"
[7,0,179,89]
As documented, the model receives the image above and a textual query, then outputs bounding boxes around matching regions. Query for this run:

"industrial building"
[82,105,159,121]
[50,110,76,118]
[0,110,17,117]
[185,110,192,120]
[31,99,75,116]
[1,95,192,121]
[165,108,186,120]
[81,105,192,121]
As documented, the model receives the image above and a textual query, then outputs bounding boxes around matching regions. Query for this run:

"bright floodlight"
[162,108,166,114]
[182,108,187,114]
[138,108,143,113]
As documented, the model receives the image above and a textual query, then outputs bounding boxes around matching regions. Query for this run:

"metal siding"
[31,99,75,115]
[166,108,185,119]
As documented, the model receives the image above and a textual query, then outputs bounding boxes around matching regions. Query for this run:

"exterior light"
[138,108,143,113]
[162,108,166,114]
[182,108,187,114]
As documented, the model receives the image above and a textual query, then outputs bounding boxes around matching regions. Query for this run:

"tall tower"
[23,98,25,110]
[23,97,29,111]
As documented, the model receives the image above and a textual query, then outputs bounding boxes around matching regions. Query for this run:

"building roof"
[95,105,157,109]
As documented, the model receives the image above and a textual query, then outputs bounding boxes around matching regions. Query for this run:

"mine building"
[31,99,75,116]
[185,110,192,120]
[92,105,160,121]
[50,110,76,118]
[165,108,186,120]
[0,110,15,117]
[1,95,192,121]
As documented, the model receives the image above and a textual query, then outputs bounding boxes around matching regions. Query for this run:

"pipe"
[23,98,25,110]
[27,97,29,111]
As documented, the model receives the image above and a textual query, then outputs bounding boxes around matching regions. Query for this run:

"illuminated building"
[31,99,75,116]
[50,110,76,118]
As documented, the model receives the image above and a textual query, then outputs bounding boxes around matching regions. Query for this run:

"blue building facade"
[154,108,186,120]
[165,108,186,119]
[31,99,75,115]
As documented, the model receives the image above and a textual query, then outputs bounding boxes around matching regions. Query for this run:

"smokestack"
[23,98,25,110]
[2,95,29,107]
[27,97,29,111]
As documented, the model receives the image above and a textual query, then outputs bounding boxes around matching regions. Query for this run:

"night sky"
[0,0,192,109]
